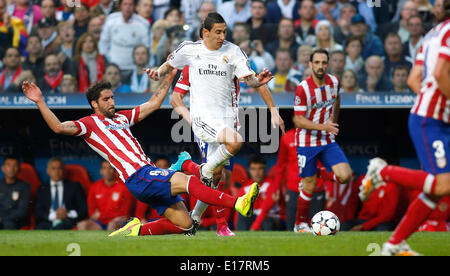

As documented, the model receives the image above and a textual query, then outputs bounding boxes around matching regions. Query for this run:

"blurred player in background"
[360,0,450,256]
[292,48,352,233]
[154,12,284,236]
[20,68,259,237]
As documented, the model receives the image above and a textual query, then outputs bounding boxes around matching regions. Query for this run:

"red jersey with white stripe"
[294,74,340,147]
[72,106,155,183]
[411,19,450,123]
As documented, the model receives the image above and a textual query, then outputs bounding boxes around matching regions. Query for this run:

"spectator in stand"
[37,17,61,56]
[315,0,342,26]
[328,50,346,81]
[403,14,424,60]
[341,181,399,231]
[35,157,88,230]
[383,32,413,80]
[295,0,318,47]
[1,47,22,92]
[87,16,104,42]
[130,45,151,93]
[343,36,364,76]
[217,0,251,29]
[21,34,45,79]
[236,156,283,231]
[77,160,134,230]
[413,0,434,22]
[390,65,411,93]
[180,0,202,26]
[359,55,393,92]
[0,0,27,59]
[34,0,58,35]
[73,3,91,40]
[268,48,302,93]
[55,0,74,22]
[38,54,65,93]
[152,0,170,20]
[72,32,106,92]
[90,0,119,18]
[265,0,300,25]
[377,0,418,43]
[301,67,312,80]
[292,45,313,76]
[163,7,184,27]
[432,0,446,26]
[187,0,216,41]
[56,21,76,63]
[150,19,170,66]
[6,0,42,33]
[314,20,343,52]
[0,156,30,229]
[349,14,384,59]
[333,3,356,44]
[103,63,131,93]
[246,0,277,44]
[99,0,150,81]
[4,69,36,92]
[266,18,299,61]
[136,0,154,25]
[232,22,251,46]
[341,69,363,93]
[60,74,78,93]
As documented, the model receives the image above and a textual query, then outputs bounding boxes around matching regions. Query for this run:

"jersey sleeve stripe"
[73,120,87,136]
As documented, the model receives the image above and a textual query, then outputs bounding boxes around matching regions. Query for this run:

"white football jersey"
[168,40,253,121]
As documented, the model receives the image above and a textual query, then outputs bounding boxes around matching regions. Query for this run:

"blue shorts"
[194,135,235,171]
[296,142,349,178]
[408,113,450,175]
[125,165,183,216]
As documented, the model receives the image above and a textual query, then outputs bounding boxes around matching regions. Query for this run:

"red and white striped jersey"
[72,106,155,183]
[411,19,450,123]
[294,74,340,147]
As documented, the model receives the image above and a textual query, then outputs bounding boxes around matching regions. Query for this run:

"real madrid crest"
[222,56,229,64]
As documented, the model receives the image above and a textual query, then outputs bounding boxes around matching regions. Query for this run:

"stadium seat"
[17,163,41,230]
[64,164,92,194]
[230,164,249,196]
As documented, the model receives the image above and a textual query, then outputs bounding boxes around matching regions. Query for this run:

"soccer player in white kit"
[147,12,284,235]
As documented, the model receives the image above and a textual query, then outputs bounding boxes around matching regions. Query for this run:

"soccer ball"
[311,211,340,236]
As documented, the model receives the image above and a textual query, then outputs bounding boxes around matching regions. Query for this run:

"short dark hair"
[154,155,170,163]
[3,155,19,165]
[310,48,329,62]
[393,64,410,75]
[85,81,112,108]
[202,12,226,32]
[248,155,266,167]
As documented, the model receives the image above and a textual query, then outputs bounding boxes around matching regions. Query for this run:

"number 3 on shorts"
[432,140,445,159]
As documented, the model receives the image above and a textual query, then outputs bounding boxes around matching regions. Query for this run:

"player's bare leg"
[294,174,316,233]
[331,162,352,184]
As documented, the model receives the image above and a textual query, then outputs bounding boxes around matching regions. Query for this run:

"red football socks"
[187,176,237,209]
[139,218,188,235]
[380,165,436,195]
[214,181,228,226]
[181,159,201,179]
[389,193,436,245]
[295,190,313,224]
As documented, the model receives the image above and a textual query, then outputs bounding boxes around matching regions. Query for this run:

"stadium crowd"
[0,0,446,94]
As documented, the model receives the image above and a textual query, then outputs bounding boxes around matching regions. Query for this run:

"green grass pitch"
[0,230,449,256]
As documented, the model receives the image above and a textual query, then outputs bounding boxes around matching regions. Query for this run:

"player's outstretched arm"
[243,69,274,88]
[171,92,191,125]
[256,85,285,134]
[433,57,450,99]
[407,64,423,94]
[293,114,339,136]
[22,81,79,136]
[138,68,178,121]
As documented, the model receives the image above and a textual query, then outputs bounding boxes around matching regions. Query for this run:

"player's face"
[204,23,227,50]
[310,53,328,80]
[96,89,115,118]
